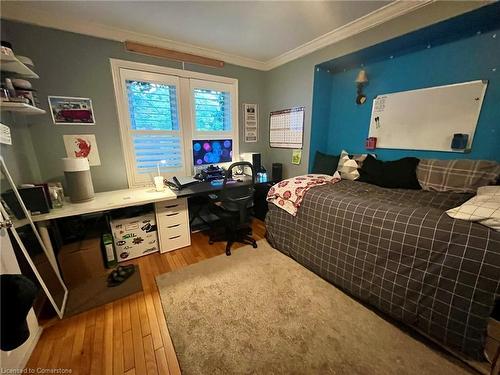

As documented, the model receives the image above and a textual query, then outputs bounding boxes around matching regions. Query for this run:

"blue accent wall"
[310,68,333,154]
[310,4,500,167]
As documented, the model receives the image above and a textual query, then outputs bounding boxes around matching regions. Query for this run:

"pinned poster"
[0,123,12,145]
[291,149,302,165]
[63,134,101,166]
[244,103,258,143]
[270,106,304,149]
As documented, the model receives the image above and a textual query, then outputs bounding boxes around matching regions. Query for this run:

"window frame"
[190,79,239,170]
[110,59,239,187]
[114,68,185,187]
[190,79,236,137]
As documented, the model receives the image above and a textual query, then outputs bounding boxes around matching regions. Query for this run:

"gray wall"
[0,112,41,188]
[263,1,484,178]
[1,20,268,192]
[1,1,484,188]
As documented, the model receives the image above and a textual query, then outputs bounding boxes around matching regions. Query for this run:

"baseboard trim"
[18,326,43,370]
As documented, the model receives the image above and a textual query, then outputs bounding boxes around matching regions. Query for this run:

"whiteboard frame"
[368,80,488,152]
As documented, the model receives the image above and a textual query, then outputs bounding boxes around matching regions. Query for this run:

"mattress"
[266,180,500,359]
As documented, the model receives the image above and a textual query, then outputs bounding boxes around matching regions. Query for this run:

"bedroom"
[0,1,499,374]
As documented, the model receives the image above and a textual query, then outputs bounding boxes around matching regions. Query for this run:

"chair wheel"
[209,240,214,245]
[252,243,257,249]
[226,250,231,256]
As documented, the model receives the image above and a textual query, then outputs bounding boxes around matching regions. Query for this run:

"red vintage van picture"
[48,96,95,125]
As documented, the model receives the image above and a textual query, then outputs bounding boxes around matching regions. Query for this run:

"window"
[193,88,231,132]
[125,80,183,175]
[114,68,185,186]
[126,81,178,131]
[191,79,236,140]
[111,60,238,187]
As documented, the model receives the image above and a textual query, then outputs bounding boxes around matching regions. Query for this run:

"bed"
[265,180,500,359]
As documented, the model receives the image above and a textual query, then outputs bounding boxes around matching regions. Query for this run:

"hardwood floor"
[25,220,266,374]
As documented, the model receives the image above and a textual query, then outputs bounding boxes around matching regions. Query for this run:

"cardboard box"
[110,212,159,262]
[57,237,107,288]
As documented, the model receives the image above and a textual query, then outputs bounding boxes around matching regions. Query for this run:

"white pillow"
[447,186,500,231]
[336,150,360,180]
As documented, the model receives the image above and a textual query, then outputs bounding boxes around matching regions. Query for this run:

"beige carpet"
[156,241,473,374]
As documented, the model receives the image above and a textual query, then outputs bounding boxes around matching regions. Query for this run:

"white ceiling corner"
[1,1,435,71]
[264,0,434,70]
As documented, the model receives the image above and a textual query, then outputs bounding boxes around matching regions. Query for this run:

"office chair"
[208,161,257,256]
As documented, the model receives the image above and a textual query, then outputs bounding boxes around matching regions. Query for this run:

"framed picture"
[48,96,95,125]
[63,134,101,166]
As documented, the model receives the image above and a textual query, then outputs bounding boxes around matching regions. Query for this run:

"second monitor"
[192,139,233,166]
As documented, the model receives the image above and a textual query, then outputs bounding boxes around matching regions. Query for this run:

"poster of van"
[48,96,95,125]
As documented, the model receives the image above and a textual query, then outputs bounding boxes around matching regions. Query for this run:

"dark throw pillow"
[311,151,340,175]
[359,155,421,189]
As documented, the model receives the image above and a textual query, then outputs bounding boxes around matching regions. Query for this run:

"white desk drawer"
[155,198,190,253]
[161,231,190,252]
[155,199,187,216]
[157,210,184,226]
[158,222,190,252]
[157,214,185,229]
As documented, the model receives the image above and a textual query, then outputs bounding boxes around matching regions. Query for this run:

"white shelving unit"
[0,102,46,115]
[1,51,44,115]
[0,53,39,79]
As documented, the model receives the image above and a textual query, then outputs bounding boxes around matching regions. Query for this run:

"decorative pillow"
[417,159,500,193]
[311,151,340,175]
[336,150,361,180]
[358,155,421,189]
[447,186,500,231]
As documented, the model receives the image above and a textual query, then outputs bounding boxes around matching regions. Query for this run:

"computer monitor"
[192,139,233,166]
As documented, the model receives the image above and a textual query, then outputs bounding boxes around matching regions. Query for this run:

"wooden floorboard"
[25,220,267,374]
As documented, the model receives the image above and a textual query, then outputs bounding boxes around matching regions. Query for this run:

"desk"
[29,179,269,267]
[172,177,254,198]
[30,187,177,222]
[29,187,178,266]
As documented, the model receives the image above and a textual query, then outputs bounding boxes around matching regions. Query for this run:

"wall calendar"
[269,106,305,149]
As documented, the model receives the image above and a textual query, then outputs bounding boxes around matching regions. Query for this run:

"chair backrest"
[219,162,255,223]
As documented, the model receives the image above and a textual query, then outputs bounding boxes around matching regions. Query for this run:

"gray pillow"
[417,159,500,193]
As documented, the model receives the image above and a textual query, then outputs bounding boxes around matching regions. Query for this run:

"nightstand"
[253,181,274,221]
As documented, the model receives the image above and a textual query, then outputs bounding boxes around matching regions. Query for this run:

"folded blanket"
[267,173,341,216]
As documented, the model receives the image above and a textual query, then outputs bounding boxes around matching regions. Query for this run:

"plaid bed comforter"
[266,180,500,359]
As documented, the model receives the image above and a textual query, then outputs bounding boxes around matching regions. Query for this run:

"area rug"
[64,265,142,317]
[156,241,472,374]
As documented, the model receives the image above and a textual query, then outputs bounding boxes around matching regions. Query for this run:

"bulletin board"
[368,80,488,152]
[269,107,305,149]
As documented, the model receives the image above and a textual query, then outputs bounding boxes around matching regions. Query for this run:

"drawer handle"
[167,224,180,228]
[166,212,179,217]
[169,235,181,240]
[164,204,179,209]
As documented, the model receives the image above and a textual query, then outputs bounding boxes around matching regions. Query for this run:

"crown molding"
[1,1,435,72]
[0,4,267,71]
[263,0,435,70]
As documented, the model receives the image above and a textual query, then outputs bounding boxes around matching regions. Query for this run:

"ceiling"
[1,1,435,70]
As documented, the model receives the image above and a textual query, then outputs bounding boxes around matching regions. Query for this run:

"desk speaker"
[272,163,283,182]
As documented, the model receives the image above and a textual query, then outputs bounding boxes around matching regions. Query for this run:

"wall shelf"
[0,102,46,115]
[0,53,39,79]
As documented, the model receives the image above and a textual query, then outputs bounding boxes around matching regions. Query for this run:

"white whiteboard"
[368,80,488,152]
